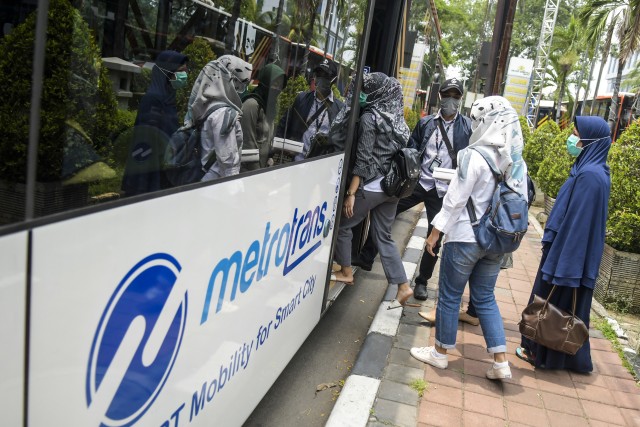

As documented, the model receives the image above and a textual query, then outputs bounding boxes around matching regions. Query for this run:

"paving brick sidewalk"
[368,224,640,427]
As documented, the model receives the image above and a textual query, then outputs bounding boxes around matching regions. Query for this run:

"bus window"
[0,1,35,226]
[0,0,355,223]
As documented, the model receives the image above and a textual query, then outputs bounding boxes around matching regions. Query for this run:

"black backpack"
[164,104,225,186]
[381,146,422,198]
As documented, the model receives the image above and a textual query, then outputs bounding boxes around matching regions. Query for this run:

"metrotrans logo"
[200,201,328,324]
[86,253,187,427]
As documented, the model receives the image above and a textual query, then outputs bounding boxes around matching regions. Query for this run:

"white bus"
[0,0,410,425]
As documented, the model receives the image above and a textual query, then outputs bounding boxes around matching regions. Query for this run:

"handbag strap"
[437,118,457,168]
[541,286,580,324]
[305,102,328,127]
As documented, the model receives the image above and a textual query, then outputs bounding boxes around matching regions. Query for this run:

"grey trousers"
[334,189,408,284]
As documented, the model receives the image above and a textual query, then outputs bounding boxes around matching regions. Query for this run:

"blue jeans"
[435,242,506,353]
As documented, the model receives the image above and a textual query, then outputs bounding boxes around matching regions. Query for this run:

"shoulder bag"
[381,144,422,198]
[518,285,589,356]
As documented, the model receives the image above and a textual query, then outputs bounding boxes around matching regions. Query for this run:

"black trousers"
[359,184,444,285]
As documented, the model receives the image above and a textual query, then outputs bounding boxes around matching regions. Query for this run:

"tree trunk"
[581,44,598,114]
[590,23,614,115]
[324,0,335,56]
[571,59,587,121]
[269,0,286,61]
[224,0,243,54]
[301,6,319,76]
[608,57,626,136]
[556,73,567,122]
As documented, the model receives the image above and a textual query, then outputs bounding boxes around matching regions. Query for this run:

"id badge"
[428,156,442,173]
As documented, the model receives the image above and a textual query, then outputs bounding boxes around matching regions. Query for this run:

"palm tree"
[580,0,640,131]
[549,15,584,121]
[300,0,324,74]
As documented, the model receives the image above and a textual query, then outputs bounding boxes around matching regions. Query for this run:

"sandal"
[387,290,422,310]
[330,273,354,286]
[516,347,535,366]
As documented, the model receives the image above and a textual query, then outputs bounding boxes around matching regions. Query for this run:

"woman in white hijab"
[410,96,527,380]
[186,55,252,180]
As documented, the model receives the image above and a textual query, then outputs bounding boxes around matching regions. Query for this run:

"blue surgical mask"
[170,71,188,89]
[359,92,368,108]
[566,134,582,157]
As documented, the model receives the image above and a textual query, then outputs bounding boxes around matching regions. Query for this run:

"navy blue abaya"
[521,116,612,373]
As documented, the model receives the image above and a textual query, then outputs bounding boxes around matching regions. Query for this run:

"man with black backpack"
[354,78,472,302]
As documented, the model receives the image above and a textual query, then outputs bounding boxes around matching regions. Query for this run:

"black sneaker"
[413,283,428,300]
[351,256,373,271]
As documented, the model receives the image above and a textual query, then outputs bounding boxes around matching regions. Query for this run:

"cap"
[313,58,338,79]
[439,78,464,94]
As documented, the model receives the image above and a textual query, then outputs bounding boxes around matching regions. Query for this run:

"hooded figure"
[518,116,611,373]
[186,56,252,180]
[122,50,188,196]
[240,63,285,171]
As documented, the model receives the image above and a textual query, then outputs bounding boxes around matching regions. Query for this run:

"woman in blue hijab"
[517,116,611,372]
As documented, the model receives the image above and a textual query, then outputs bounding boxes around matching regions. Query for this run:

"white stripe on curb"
[407,235,426,250]
[369,301,403,336]
[327,207,426,426]
[325,375,380,427]
[403,261,417,282]
[416,217,430,228]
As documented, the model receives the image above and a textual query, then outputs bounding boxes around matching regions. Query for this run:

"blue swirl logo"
[86,253,187,426]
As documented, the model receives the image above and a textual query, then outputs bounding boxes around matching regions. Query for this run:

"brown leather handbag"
[518,286,589,355]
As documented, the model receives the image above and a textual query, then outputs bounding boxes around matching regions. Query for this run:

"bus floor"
[243,205,424,427]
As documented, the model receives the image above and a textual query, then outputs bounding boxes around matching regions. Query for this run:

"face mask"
[440,97,461,117]
[315,77,332,98]
[566,134,583,157]
[359,92,368,108]
[170,71,188,89]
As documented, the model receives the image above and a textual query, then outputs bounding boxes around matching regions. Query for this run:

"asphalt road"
[243,206,422,427]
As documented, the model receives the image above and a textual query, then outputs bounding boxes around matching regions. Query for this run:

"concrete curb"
[326,208,426,427]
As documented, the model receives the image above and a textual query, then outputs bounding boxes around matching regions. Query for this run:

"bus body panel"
[27,156,344,426]
[0,231,27,427]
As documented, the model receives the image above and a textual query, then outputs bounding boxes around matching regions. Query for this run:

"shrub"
[176,38,217,122]
[0,0,118,182]
[524,120,560,179]
[276,74,309,123]
[607,119,640,253]
[519,116,531,146]
[536,126,573,198]
[606,210,640,253]
[404,107,419,132]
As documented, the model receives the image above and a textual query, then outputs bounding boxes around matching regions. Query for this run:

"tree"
[580,0,640,131]
[548,15,585,121]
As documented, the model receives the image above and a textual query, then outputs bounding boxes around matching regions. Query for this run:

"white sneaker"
[486,363,512,380]
[410,346,448,369]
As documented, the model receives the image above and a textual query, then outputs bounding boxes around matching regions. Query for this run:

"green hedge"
[607,119,640,253]
[536,126,573,198]
[519,116,532,146]
[276,75,309,124]
[524,120,560,179]
[176,38,217,122]
[0,0,118,182]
